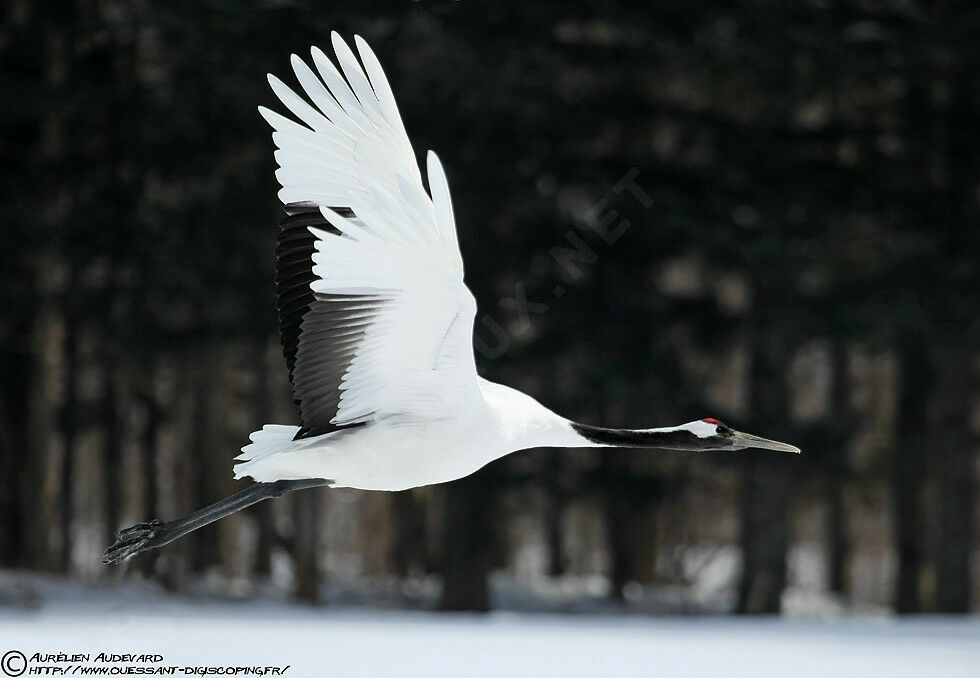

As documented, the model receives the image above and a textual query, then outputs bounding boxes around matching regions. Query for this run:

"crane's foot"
[103,519,168,565]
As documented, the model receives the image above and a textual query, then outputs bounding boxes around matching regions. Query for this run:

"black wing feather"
[275,205,380,439]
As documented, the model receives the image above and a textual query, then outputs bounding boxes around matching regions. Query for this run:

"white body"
[235,379,587,490]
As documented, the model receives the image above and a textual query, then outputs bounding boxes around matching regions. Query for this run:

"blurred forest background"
[0,0,977,615]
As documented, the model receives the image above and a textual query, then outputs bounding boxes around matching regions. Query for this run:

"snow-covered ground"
[1,574,978,677]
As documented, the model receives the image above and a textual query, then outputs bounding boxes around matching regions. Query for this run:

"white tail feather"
[233,425,301,479]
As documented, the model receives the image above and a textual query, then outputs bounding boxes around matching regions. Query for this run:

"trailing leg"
[103,478,330,564]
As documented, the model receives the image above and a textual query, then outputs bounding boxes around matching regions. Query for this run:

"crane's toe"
[103,519,165,565]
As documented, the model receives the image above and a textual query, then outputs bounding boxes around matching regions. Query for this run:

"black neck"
[571,423,720,451]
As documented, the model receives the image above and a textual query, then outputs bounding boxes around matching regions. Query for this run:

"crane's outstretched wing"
[262,33,479,439]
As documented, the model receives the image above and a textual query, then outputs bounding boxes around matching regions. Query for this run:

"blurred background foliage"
[0,0,977,614]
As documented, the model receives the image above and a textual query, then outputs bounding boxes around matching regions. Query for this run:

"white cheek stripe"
[642,420,718,439]
[678,420,718,439]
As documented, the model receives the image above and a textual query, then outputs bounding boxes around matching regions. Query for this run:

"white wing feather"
[263,33,479,427]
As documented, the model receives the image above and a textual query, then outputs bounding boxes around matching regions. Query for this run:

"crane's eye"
[716,426,724,435]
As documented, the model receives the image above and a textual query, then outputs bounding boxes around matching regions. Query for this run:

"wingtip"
[426,150,446,176]
[257,105,275,124]
[310,44,338,76]
[353,35,374,64]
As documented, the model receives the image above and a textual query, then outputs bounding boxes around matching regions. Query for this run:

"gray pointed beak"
[732,430,801,454]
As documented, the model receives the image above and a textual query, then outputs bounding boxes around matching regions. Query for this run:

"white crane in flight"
[105,33,798,564]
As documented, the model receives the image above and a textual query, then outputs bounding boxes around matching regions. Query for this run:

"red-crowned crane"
[104,34,798,564]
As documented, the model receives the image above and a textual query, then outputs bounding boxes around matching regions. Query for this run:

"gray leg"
[103,478,331,565]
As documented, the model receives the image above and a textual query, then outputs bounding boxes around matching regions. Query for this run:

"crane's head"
[687,418,800,453]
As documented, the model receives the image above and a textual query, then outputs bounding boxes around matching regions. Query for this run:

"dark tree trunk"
[0,318,32,566]
[161,363,194,593]
[931,345,973,613]
[101,5,138,555]
[545,451,567,578]
[737,329,794,615]
[292,488,321,603]
[893,339,929,614]
[58,300,78,572]
[0,390,26,567]
[603,458,646,602]
[188,361,209,572]
[391,489,426,578]
[188,349,219,573]
[0,0,44,567]
[737,454,793,614]
[605,489,638,602]
[826,343,851,595]
[139,375,161,578]
[545,489,566,578]
[252,502,276,576]
[825,475,849,595]
[928,49,977,616]
[438,473,492,612]
[101,351,122,547]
